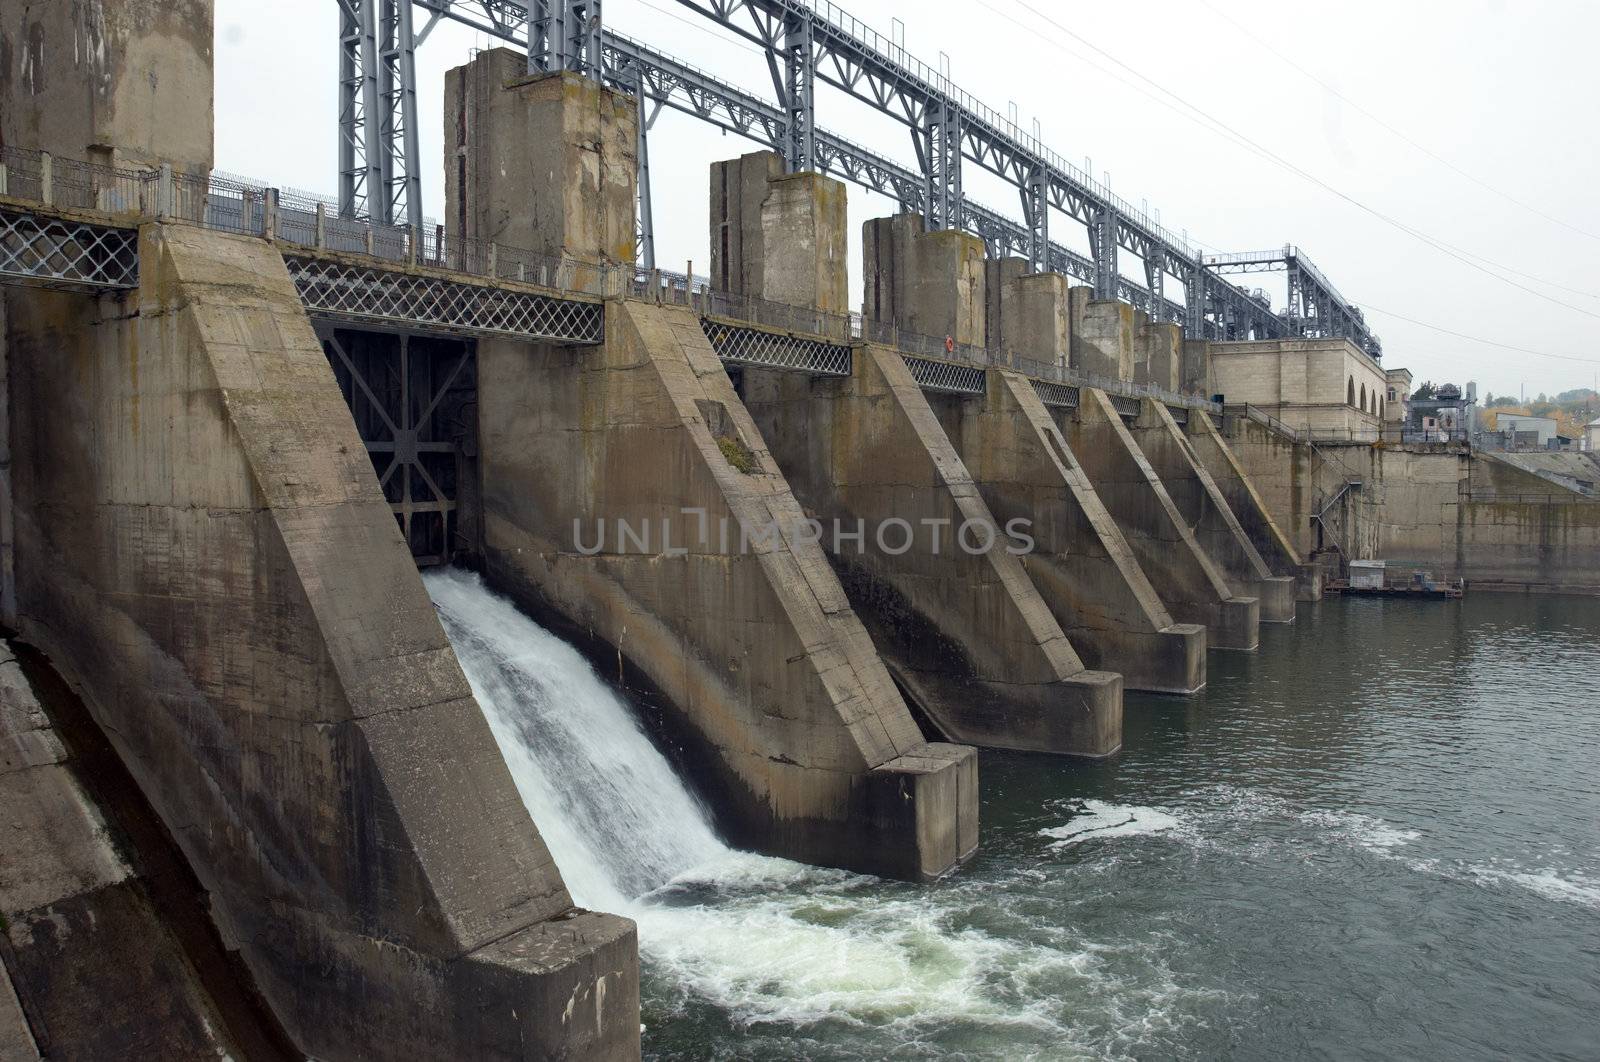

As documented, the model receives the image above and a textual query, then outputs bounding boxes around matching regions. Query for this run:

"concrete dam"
[2,1,1597,1058]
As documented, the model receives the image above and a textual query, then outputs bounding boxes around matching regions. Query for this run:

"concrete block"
[0,0,214,174]
[1070,289,1134,380]
[710,151,849,313]
[445,48,637,267]
[985,258,1070,368]
[863,214,986,347]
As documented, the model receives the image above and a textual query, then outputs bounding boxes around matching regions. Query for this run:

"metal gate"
[316,324,476,566]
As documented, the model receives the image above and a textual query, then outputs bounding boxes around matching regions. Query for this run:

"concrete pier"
[986,258,1070,367]
[863,214,987,345]
[451,54,977,879]
[1069,287,1134,378]
[951,372,1207,693]
[711,151,850,314]
[743,348,1123,756]
[4,225,639,1060]
[1066,389,1261,650]
[1130,401,1296,622]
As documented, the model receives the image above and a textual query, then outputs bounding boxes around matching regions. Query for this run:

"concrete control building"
[1207,337,1387,440]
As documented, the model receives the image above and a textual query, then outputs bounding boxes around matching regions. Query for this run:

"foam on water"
[1041,801,1184,848]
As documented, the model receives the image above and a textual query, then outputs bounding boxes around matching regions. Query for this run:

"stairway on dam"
[0,10,1343,1058]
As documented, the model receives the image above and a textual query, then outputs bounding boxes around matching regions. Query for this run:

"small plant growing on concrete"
[717,433,758,474]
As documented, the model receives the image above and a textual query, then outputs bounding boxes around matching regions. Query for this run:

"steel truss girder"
[0,208,139,290]
[1204,245,1381,357]
[287,254,605,342]
[379,0,1323,346]
[668,0,1346,344]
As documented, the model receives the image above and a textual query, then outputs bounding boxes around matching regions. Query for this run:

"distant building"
[1496,413,1558,450]
[1407,381,1475,442]
[1384,368,1412,430]
[1587,418,1600,453]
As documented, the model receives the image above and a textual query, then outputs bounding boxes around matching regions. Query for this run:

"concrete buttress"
[948,372,1206,694]
[1183,410,1322,601]
[447,49,976,881]
[3,224,640,1060]
[1129,401,1296,622]
[741,347,1124,757]
[1066,389,1261,650]
[475,302,977,879]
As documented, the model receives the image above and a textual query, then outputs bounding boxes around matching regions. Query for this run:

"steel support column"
[1024,164,1048,273]
[780,11,816,173]
[924,100,962,230]
[634,68,658,270]
[1145,242,1165,320]
[530,0,602,75]
[1091,205,1118,300]
[377,0,423,227]
[337,0,382,219]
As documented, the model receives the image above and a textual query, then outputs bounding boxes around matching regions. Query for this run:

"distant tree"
[1411,381,1437,400]
[1536,392,1549,405]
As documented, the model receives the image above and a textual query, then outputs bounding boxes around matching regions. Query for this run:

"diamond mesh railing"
[285,255,604,343]
[1031,379,1080,409]
[902,354,987,395]
[701,319,852,376]
[0,206,139,289]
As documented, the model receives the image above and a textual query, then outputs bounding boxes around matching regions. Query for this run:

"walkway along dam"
[1,1,1597,1058]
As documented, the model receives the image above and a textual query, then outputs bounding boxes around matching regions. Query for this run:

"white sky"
[215,0,1600,400]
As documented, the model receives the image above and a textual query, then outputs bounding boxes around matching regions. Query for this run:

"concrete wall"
[4,225,639,1060]
[1133,319,1180,391]
[475,302,977,878]
[445,49,636,268]
[741,348,1123,756]
[710,151,849,314]
[0,0,213,173]
[862,214,986,346]
[1069,288,1134,379]
[985,258,1070,368]
[948,372,1206,694]
[1129,402,1295,622]
[1209,338,1387,439]
[1219,414,1600,594]
[1065,390,1260,649]
[1182,339,1211,398]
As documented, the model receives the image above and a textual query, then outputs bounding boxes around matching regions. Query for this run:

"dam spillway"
[3,0,1599,1057]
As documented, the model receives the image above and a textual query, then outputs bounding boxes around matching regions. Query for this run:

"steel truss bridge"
[333,0,1381,357]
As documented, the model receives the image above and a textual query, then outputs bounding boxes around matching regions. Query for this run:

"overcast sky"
[215,0,1600,400]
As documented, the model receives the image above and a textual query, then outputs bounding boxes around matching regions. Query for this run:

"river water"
[425,570,1600,1061]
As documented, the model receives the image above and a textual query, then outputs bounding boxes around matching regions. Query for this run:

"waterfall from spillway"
[423,568,1199,1053]
[423,567,727,912]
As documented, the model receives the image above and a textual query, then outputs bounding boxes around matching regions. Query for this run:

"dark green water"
[637,595,1600,1060]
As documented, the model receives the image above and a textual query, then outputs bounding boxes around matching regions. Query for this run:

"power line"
[1195,0,1600,248]
[1359,304,1600,365]
[994,0,1600,316]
